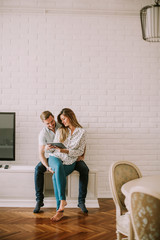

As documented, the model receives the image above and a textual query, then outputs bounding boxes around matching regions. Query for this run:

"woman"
[48,108,86,222]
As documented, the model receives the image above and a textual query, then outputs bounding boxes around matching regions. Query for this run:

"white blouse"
[49,127,86,165]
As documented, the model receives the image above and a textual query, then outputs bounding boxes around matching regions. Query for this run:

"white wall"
[0,0,160,197]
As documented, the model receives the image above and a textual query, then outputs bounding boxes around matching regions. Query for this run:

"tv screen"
[0,112,15,160]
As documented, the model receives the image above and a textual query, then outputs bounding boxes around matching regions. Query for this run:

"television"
[0,112,15,161]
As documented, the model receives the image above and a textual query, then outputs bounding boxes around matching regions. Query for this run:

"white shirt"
[49,127,86,165]
[39,122,61,158]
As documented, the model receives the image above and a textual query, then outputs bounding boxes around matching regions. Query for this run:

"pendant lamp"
[140,0,160,42]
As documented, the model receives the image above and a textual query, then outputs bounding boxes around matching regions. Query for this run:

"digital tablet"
[47,142,66,149]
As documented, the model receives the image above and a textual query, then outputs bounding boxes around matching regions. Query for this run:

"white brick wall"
[0,0,160,197]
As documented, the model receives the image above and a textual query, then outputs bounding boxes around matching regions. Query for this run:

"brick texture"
[0,0,160,197]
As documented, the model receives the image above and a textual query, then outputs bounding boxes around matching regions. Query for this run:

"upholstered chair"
[129,186,160,240]
[109,161,142,240]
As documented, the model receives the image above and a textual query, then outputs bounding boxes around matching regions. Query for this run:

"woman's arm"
[67,131,86,158]
[52,129,69,153]
[53,129,86,158]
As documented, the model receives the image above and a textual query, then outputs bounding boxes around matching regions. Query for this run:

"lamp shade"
[140,1,160,42]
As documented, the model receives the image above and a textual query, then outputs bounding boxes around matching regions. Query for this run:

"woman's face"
[60,114,70,127]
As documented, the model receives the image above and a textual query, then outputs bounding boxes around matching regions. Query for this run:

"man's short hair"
[40,111,54,121]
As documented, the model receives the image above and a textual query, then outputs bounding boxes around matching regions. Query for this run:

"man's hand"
[77,147,86,161]
[47,166,55,174]
[77,155,84,161]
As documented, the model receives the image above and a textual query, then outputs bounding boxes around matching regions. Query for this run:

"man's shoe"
[33,201,44,213]
[78,203,88,214]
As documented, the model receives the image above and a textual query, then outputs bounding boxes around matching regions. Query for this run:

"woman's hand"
[53,146,69,154]
[45,144,55,151]
[52,146,61,152]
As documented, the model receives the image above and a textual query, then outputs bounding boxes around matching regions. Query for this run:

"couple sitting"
[34,108,89,221]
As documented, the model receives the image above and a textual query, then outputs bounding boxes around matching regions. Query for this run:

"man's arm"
[39,145,54,174]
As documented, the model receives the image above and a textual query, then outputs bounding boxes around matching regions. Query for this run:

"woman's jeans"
[34,159,89,206]
[48,156,76,210]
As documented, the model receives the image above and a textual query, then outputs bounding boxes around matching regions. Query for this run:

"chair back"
[109,161,142,214]
[130,186,160,240]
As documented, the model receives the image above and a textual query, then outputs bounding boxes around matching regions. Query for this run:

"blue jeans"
[49,156,76,210]
[34,159,89,204]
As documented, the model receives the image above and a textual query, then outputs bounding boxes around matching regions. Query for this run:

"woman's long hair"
[57,108,82,142]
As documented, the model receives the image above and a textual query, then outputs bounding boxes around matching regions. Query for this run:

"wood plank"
[0,199,116,240]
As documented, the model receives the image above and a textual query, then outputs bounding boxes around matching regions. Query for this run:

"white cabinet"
[0,166,35,199]
[0,166,99,208]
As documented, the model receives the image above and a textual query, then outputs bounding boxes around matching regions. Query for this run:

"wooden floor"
[0,199,117,240]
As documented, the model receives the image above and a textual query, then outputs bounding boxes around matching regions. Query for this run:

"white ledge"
[0,165,97,173]
[0,165,35,173]
[0,7,139,16]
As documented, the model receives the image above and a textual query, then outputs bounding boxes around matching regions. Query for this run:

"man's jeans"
[34,160,89,204]
[34,161,47,202]
[74,160,89,204]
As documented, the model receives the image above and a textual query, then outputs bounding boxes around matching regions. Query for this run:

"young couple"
[34,108,89,222]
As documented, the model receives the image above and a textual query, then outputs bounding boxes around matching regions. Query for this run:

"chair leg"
[128,216,134,240]
[117,231,129,240]
[116,231,122,240]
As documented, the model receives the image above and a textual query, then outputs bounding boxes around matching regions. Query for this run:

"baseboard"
[0,198,99,208]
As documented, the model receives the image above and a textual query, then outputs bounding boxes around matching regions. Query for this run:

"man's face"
[43,115,56,131]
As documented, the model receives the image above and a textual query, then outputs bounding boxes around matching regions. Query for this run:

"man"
[33,110,89,214]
